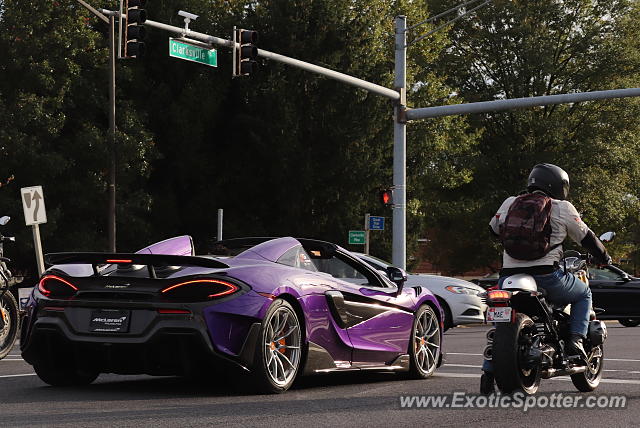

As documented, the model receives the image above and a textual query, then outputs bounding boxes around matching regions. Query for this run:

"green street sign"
[348,230,366,245]
[169,38,217,67]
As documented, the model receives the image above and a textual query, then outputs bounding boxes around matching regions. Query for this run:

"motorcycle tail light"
[38,275,78,298]
[161,279,239,301]
[487,289,512,302]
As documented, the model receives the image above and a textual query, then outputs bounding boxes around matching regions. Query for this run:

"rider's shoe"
[565,333,588,362]
[480,371,495,395]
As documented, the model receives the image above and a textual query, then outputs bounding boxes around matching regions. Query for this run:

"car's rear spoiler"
[45,252,229,277]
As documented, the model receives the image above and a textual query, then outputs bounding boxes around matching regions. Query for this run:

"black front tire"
[34,364,99,387]
[0,291,19,360]
[618,319,640,327]
[405,305,441,379]
[493,313,541,395]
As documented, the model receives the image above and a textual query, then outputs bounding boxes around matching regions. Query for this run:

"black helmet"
[527,163,570,200]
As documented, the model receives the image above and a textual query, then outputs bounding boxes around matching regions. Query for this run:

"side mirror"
[0,216,10,226]
[387,266,407,296]
[599,231,616,243]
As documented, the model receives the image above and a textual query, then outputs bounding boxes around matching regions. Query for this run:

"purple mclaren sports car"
[20,236,444,393]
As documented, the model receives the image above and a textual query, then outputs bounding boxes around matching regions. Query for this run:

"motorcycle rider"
[481,163,611,393]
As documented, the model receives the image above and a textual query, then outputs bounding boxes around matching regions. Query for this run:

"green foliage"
[425,0,640,273]
[0,0,155,276]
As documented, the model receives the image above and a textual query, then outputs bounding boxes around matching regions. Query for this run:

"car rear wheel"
[252,299,302,393]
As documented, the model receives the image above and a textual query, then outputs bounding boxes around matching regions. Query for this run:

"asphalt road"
[0,323,638,427]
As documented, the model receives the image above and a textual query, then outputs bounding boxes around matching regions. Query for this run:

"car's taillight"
[38,275,78,298]
[486,289,512,303]
[160,279,239,301]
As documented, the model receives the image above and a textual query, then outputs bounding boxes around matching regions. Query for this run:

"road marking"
[0,373,36,379]
[605,358,640,362]
[444,363,482,368]
[445,364,636,374]
[447,352,483,356]
[0,358,24,361]
[437,372,640,385]
[448,352,640,362]
[436,372,480,378]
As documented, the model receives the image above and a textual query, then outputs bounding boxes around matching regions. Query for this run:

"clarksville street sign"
[169,38,217,67]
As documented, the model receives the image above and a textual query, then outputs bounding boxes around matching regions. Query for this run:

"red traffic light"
[379,189,393,205]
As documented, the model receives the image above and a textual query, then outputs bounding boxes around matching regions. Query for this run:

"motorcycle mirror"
[0,216,10,226]
[599,231,616,243]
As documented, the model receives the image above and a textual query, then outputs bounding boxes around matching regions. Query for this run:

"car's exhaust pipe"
[483,345,493,360]
[486,328,495,343]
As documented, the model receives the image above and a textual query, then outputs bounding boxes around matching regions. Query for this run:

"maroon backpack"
[499,193,557,260]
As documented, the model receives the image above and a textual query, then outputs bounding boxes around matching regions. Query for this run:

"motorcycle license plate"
[487,307,512,322]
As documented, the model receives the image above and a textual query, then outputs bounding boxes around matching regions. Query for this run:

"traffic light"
[379,188,393,206]
[233,28,258,76]
[124,0,147,58]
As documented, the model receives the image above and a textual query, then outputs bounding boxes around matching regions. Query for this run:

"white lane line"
[447,352,640,363]
[445,364,636,374]
[437,372,640,385]
[605,358,640,362]
[437,372,480,378]
[0,359,24,361]
[445,364,482,369]
[0,373,36,379]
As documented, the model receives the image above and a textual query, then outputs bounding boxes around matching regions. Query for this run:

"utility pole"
[76,0,117,252]
[393,16,407,269]
[108,15,117,252]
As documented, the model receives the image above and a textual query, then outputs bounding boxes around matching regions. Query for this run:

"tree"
[0,0,155,277]
[424,0,640,273]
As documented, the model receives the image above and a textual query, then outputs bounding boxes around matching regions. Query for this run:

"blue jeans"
[482,270,592,373]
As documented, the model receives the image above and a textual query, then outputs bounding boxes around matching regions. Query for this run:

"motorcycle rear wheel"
[0,291,19,360]
[493,313,541,395]
[571,345,604,392]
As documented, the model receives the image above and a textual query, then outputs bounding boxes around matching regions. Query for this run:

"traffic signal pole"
[393,16,407,269]
[76,1,117,252]
[108,14,117,252]
[141,19,401,101]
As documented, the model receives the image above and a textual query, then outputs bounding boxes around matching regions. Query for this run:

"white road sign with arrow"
[21,186,47,226]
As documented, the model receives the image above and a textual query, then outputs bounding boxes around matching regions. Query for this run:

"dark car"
[588,265,640,327]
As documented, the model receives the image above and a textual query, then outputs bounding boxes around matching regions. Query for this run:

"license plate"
[486,307,512,322]
[90,309,131,333]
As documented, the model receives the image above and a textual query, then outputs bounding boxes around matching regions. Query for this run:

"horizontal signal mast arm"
[142,19,401,101]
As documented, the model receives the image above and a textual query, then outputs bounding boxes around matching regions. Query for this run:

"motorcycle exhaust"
[542,365,587,379]
[486,328,495,343]
[483,345,493,360]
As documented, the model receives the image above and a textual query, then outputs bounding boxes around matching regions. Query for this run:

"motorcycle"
[0,216,20,359]
[483,239,612,395]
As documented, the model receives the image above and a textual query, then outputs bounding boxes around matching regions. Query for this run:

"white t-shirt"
[490,195,591,268]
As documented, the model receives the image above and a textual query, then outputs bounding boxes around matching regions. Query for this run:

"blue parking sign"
[369,216,385,231]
